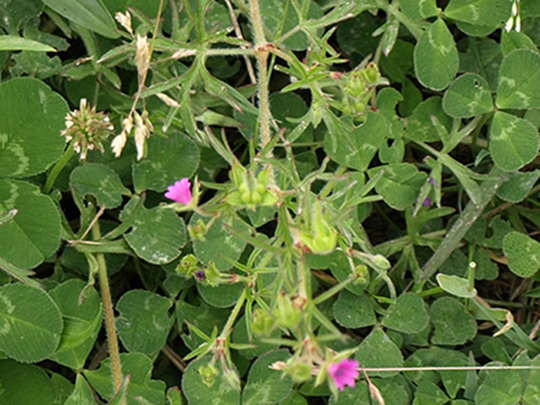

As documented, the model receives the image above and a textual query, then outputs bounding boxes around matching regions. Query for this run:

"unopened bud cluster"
[226,165,277,207]
[334,62,387,122]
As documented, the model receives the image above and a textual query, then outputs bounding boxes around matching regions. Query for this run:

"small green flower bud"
[353,264,368,284]
[251,191,262,204]
[286,360,312,383]
[274,292,302,330]
[176,254,198,277]
[205,262,220,286]
[199,364,218,387]
[252,308,275,336]
[346,73,366,97]
[361,62,380,86]
[300,199,338,255]
[188,218,207,241]
[241,191,251,203]
[371,254,391,271]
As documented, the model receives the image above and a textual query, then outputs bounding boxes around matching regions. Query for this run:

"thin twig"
[224,0,257,83]
[162,345,187,372]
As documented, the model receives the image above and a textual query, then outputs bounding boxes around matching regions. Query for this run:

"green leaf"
[0,179,61,269]
[0,0,43,33]
[475,368,523,405]
[381,40,415,83]
[489,111,539,172]
[0,35,56,52]
[0,78,68,178]
[242,350,293,405]
[324,111,388,171]
[0,284,63,362]
[70,163,130,209]
[64,374,96,405]
[133,132,199,193]
[0,360,56,404]
[460,38,502,91]
[405,97,452,142]
[116,290,173,355]
[381,293,430,334]
[443,73,494,118]
[368,163,427,211]
[497,170,540,203]
[175,300,228,351]
[84,353,166,405]
[503,231,540,278]
[444,0,511,27]
[196,282,244,309]
[501,31,538,56]
[259,0,323,51]
[124,206,186,265]
[413,381,449,405]
[332,290,376,329]
[436,274,477,298]
[414,18,458,91]
[42,0,120,39]
[182,356,241,405]
[496,50,540,109]
[399,0,440,20]
[329,381,370,404]
[49,279,102,369]
[191,213,249,271]
[430,297,477,345]
[355,329,404,378]
[270,92,312,142]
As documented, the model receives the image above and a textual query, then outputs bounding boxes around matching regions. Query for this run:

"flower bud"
[188,218,207,241]
[252,308,275,336]
[286,359,312,383]
[353,264,368,284]
[300,199,337,255]
[176,254,198,277]
[361,62,381,86]
[346,72,366,98]
[199,364,218,387]
[274,292,302,330]
[204,262,220,286]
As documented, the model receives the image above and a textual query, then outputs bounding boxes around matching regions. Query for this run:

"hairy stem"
[248,0,271,153]
[93,221,123,397]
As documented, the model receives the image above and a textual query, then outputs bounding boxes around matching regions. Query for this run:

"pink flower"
[328,358,359,391]
[165,178,193,205]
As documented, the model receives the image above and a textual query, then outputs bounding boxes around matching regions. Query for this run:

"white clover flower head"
[60,98,114,160]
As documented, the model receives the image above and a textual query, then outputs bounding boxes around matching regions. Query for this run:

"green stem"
[417,166,507,285]
[92,221,124,398]
[43,142,74,194]
[248,0,271,154]
[312,276,354,306]
[219,288,247,339]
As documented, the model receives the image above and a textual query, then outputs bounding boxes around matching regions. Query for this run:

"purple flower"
[195,270,205,282]
[328,358,359,391]
[423,197,431,207]
[165,178,193,204]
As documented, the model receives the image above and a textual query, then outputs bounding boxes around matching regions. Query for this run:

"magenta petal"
[165,178,193,204]
[329,358,359,391]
